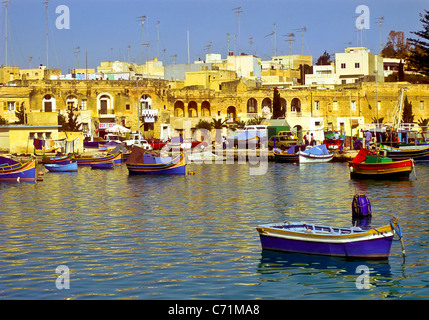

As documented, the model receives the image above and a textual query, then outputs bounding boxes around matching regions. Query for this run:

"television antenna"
[375,16,384,54]
[264,31,274,57]
[282,33,295,55]
[293,27,307,55]
[74,46,80,69]
[232,7,243,54]
[3,0,9,66]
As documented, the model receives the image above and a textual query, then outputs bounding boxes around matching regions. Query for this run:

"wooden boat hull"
[42,155,71,165]
[126,153,186,175]
[273,152,298,163]
[257,222,394,259]
[349,159,413,180]
[72,153,121,166]
[90,161,114,169]
[45,162,78,172]
[380,145,429,162]
[299,152,333,163]
[0,158,36,181]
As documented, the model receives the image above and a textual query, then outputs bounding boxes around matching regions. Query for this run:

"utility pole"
[3,0,9,66]
[294,27,306,55]
[233,7,243,55]
[44,0,49,68]
[376,16,384,54]
[137,16,146,74]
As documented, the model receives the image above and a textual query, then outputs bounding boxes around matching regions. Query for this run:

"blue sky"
[0,0,427,72]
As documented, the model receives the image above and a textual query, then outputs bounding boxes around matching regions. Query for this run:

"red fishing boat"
[348,148,414,180]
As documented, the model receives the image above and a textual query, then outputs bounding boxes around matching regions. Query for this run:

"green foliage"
[402,96,414,124]
[58,107,82,132]
[211,118,227,129]
[371,117,384,124]
[195,119,212,131]
[418,117,429,131]
[407,10,429,76]
[14,104,26,124]
[246,116,265,125]
[272,88,285,119]
[0,115,8,125]
[315,51,332,65]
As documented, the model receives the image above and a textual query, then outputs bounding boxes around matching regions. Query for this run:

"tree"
[315,51,332,65]
[246,116,265,125]
[381,31,410,59]
[0,115,8,125]
[14,104,26,124]
[195,119,212,131]
[402,96,414,124]
[272,88,285,119]
[407,10,429,76]
[417,117,429,133]
[58,107,82,132]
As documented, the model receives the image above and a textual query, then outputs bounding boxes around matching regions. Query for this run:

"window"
[351,100,356,111]
[81,99,87,110]
[341,63,346,69]
[7,101,15,111]
[377,101,381,110]
[355,62,360,68]
[314,100,320,111]
[420,101,424,110]
[333,101,338,111]
[126,104,130,110]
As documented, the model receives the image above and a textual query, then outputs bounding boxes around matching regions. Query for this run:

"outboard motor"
[352,194,372,218]
[352,194,372,230]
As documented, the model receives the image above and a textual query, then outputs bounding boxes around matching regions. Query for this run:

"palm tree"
[418,117,429,133]
[246,116,265,125]
[211,118,227,147]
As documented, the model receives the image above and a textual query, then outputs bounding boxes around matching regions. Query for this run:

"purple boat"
[256,221,396,259]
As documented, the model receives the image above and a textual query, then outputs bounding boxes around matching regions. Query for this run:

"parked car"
[123,134,152,150]
[147,138,167,150]
[268,135,298,150]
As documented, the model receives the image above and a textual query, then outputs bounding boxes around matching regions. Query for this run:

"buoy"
[188,171,195,175]
[352,194,372,218]
[38,171,44,176]
[36,176,43,181]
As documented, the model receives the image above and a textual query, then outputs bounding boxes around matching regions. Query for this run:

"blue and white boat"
[45,161,78,172]
[298,144,333,163]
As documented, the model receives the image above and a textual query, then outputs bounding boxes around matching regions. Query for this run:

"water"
[0,160,428,300]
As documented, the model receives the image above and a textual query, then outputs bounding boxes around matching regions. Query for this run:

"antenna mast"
[376,16,384,54]
[44,0,49,67]
[233,7,243,55]
[294,27,307,55]
[3,0,9,66]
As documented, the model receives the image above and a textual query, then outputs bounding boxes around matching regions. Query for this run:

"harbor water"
[0,159,428,300]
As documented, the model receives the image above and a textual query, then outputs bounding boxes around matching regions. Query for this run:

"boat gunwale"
[257,223,394,243]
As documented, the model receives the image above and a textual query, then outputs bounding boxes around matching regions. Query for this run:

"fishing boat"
[126,145,186,175]
[298,144,333,163]
[273,145,307,163]
[41,154,71,165]
[45,161,78,172]
[90,160,114,169]
[0,156,36,181]
[379,144,429,162]
[256,221,396,259]
[72,152,121,166]
[349,148,414,180]
[256,194,403,259]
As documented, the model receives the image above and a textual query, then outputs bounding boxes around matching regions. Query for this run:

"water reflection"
[0,162,428,299]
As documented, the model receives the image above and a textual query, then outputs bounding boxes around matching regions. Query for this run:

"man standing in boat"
[364,130,372,149]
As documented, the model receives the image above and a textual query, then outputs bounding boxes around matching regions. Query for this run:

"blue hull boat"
[45,161,78,172]
[126,146,186,175]
[257,222,395,259]
[90,160,114,169]
[0,157,36,181]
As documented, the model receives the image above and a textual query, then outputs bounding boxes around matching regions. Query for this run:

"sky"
[0,0,427,73]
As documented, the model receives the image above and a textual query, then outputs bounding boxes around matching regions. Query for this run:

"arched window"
[291,98,301,113]
[247,98,257,113]
[201,101,210,117]
[188,101,198,117]
[261,98,272,113]
[174,101,185,117]
[43,94,56,112]
[140,94,152,110]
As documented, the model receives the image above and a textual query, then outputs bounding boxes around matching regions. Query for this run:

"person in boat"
[364,130,372,149]
[310,133,316,146]
[304,132,309,146]
[334,131,340,140]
